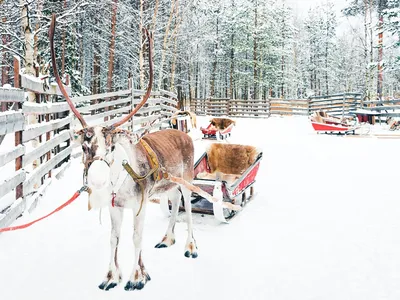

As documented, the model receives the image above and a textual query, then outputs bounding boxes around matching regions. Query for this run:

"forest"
[0,0,399,103]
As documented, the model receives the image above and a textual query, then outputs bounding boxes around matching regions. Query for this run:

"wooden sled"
[200,118,235,140]
[187,143,263,223]
[310,111,360,135]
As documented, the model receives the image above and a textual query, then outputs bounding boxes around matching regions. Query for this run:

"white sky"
[287,0,348,16]
[286,0,359,36]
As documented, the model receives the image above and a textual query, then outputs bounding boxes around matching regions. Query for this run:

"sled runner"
[200,117,235,140]
[187,143,262,223]
[310,111,360,135]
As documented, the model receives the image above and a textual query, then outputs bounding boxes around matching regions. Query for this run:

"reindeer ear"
[69,129,83,145]
[75,128,93,141]
[75,129,85,135]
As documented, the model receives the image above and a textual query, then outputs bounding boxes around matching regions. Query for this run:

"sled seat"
[196,143,259,184]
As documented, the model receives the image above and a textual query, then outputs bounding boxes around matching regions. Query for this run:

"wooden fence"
[191,93,362,118]
[269,99,309,116]
[308,93,362,117]
[354,99,400,119]
[0,56,74,229]
[0,57,177,230]
[71,86,177,130]
[191,98,271,117]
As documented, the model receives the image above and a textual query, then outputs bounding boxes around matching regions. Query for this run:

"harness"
[122,139,168,216]
[83,138,167,216]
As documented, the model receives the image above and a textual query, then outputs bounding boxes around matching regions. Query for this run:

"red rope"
[0,187,85,233]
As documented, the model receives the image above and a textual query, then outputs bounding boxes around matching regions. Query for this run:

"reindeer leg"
[125,200,151,291]
[155,188,180,248]
[181,186,198,258]
[99,206,123,291]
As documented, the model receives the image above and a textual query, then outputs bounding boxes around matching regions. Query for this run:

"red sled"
[189,143,262,222]
[310,111,360,135]
[200,121,235,140]
[156,143,262,223]
[311,121,359,134]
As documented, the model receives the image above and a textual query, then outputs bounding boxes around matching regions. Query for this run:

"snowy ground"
[1,116,400,300]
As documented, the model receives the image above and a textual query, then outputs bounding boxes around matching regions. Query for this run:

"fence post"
[129,76,133,131]
[13,56,23,199]
[342,93,346,118]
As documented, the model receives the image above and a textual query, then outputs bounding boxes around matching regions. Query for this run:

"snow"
[1,116,400,300]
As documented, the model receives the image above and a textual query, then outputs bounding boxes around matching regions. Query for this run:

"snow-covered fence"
[191,93,363,118]
[358,99,400,118]
[191,98,270,117]
[228,99,270,117]
[0,87,25,208]
[191,98,307,117]
[0,57,75,230]
[191,99,207,116]
[70,83,177,131]
[269,99,309,116]
[308,93,362,117]
[205,98,230,116]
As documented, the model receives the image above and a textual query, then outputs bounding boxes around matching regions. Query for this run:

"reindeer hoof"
[184,250,198,258]
[184,241,198,258]
[155,235,175,248]
[98,270,121,291]
[98,281,118,291]
[124,270,151,291]
[124,281,146,291]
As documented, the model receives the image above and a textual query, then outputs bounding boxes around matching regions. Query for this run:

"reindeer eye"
[83,129,93,141]
[111,145,115,152]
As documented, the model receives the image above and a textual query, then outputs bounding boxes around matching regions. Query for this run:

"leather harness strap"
[139,139,163,181]
[82,138,167,216]
[122,139,167,216]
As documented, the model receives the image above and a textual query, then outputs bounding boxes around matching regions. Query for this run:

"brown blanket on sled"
[196,143,259,184]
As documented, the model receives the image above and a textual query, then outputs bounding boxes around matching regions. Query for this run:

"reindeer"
[49,15,198,291]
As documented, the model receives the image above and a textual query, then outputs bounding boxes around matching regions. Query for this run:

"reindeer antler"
[49,14,88,129]
[110,28,154,128]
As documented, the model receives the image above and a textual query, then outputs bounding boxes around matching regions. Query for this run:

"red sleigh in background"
[200,117,235,140]
[310,111,360,135]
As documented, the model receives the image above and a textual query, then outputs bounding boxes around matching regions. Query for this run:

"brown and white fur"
[80,126,197,291]
[209,117,236,131]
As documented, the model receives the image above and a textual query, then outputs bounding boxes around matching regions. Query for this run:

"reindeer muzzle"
[86,160,112,211]
[87,160,111,189]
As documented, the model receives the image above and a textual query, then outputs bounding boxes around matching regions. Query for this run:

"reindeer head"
[49,14,154,206]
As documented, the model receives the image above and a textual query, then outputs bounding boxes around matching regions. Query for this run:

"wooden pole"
[13,56,23,199]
